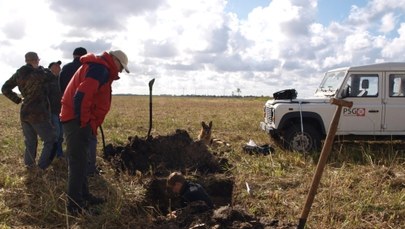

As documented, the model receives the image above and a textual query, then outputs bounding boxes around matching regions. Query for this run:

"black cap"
[48,60,62,68]
[73,47,87,56]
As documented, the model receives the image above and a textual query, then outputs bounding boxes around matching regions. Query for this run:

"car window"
[389,74,405,97]
[344,74,379,97]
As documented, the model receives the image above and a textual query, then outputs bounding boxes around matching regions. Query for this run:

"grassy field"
[0,95,404,228]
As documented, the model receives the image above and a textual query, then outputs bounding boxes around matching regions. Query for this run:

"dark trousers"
[88,134,98,174]
[51,114,64,157]
[63,119,91,208]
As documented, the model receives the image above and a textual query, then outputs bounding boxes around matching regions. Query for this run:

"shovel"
[147,78,155,140]
[297,98,353,229]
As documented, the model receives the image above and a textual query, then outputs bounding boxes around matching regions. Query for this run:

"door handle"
[368,110,379,113]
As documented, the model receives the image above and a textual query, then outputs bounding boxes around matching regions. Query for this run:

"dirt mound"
[103,129,228,176]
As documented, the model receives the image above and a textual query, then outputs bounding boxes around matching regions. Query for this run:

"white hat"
[109,50,130,73]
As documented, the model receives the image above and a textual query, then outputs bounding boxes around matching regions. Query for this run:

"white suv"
[260,62,405,152]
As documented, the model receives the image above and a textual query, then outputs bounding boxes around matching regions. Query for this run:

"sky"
[1,0,405,97]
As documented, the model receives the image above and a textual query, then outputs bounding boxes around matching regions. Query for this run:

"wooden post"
[297,98,353,229]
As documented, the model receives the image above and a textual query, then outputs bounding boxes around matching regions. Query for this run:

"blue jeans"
[21,119,57,169]
[51,114,64,157]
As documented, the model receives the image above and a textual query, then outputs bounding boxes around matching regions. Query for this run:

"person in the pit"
[167,171,214,209]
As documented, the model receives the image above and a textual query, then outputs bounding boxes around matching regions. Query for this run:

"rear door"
[383,73,405,132]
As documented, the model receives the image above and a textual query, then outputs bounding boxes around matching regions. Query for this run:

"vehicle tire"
[282,123,321,152]
[270,132,280,141]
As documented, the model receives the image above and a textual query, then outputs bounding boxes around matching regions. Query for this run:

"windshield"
[315,70,347,95]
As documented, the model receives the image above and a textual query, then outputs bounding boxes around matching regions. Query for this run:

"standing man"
[60,47,100,176]
[60,49,130,215]
[1,52,57,170]
[47,60,64,158]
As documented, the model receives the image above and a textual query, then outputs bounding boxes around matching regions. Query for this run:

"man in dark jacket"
[60,49,130,215]
[1,52,57,170]
[59,47,87,93]
[47,60,63,158]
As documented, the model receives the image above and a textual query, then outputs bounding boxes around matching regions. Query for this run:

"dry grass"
[0,95,404,228]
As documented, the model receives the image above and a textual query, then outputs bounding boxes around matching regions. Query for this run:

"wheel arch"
[278,112,326,136]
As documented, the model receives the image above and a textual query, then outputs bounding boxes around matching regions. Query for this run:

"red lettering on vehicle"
[356,108,365,116]
[343,107,366,116]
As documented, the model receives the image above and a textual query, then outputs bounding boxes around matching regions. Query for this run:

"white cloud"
[379,12,396,33]
[381,23,405,58]
[344,32,371,52]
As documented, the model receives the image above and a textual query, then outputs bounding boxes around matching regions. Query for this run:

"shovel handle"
[298,98,352,229]
[330,98,353,108]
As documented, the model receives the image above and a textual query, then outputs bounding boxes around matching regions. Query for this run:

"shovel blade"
[149,78,155,89]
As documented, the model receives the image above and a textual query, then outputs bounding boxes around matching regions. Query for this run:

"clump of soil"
[152,204,292,229]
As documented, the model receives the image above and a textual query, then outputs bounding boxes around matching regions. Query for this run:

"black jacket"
[45,69,62,115]
[180,181,214,209]
[59,57,82,94]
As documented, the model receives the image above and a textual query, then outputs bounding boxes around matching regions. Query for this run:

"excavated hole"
[143,174,234,215]
[103,129,288,228]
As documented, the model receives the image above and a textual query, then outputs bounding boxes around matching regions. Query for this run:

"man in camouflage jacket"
[1,52,57,170]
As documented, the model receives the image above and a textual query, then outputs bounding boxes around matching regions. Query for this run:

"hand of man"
[166,210,177,219]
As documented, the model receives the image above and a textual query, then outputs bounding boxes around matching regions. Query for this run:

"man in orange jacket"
[60,49,130,215]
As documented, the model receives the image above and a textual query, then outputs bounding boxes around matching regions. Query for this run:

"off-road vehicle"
[260,62,405,152]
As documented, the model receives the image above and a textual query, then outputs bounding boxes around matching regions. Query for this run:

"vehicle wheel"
[270,132,280,141]
[282,124,321,152]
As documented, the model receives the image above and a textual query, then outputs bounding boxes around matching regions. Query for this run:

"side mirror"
[340,85,350,98]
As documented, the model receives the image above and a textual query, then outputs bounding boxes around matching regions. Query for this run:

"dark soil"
[103,129,293,228]
[103,129,227,176]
